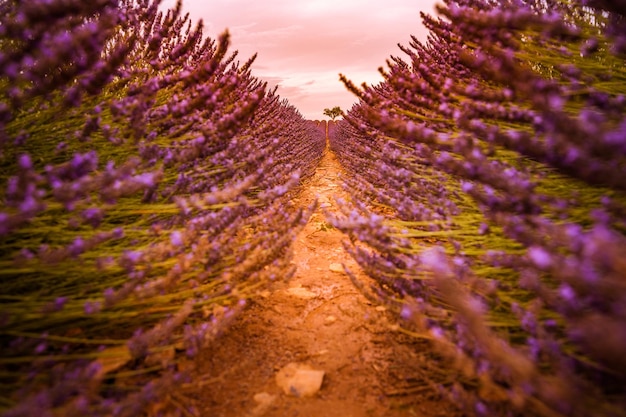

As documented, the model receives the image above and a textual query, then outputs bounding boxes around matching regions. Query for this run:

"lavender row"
[330,1,626,416]
[0,1,325,415]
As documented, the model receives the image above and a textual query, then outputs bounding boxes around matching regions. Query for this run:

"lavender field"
[1,0,625,416]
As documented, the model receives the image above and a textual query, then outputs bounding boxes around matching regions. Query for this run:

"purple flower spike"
[170,230,183,247]
[18,154,32,170]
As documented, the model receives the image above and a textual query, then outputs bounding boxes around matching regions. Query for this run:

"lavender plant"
[0,1,325,415]
[330,1,626,416]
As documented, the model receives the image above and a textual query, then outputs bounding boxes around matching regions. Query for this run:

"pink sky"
[161,0,438,120]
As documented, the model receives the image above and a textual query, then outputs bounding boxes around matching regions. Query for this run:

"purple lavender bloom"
[133,172,157,187]
[84,301,102,315]
[18,154,32,170]
[528,247,552,269]
[81,207,103,227]
[68,237,85,257]
[54,297,68,310]
[170,230,183,247]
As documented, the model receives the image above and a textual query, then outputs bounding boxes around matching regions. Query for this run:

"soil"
[186,145,460,417]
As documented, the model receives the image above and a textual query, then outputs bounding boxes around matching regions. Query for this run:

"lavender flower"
[330,1,626,416]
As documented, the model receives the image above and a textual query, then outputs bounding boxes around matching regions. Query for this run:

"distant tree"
[323,106,342,120]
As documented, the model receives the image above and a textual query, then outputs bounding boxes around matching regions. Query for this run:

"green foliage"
[323,106,342,120]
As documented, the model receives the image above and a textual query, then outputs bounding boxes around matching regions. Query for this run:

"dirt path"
[188,146,457,417]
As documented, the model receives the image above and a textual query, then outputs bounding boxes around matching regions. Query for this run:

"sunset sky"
[160,0,439,120]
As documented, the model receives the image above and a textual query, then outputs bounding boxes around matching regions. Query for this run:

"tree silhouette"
[323,106,342,120]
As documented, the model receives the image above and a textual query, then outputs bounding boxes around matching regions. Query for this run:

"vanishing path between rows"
[187,146,456,417]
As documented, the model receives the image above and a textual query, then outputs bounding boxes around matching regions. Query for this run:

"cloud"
[161,0,438,119]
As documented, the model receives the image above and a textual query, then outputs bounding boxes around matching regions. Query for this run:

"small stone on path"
[329,263,344,273]
[324,315,337,325]
[275,362,325,397]
[251,392,276,416]
[253,392,276,404]
[286,285,317,299]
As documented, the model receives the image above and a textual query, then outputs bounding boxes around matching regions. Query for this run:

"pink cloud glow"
[161,0,439,120]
